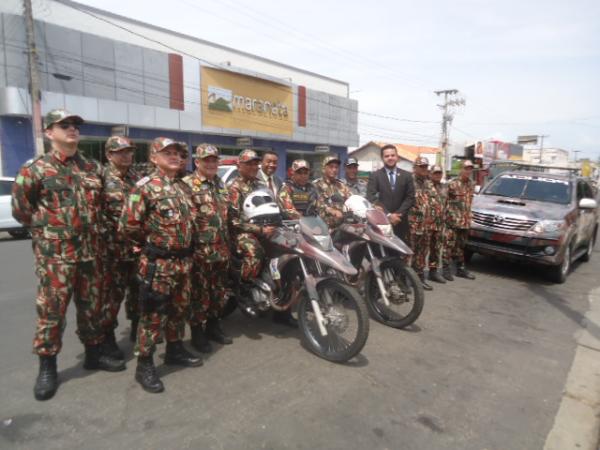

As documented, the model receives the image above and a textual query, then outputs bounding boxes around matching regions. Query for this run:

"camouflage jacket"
[11,149,103,262]
[344,178,367,197]
[118,171,194,251]
[428,181,447,232]
[102,163,140,260]
[182,172,230,263]
[408,174,435,234]
[228,176,262,236]
[446,177,475,229]
[314,177,351,229]
[277,181,318,220]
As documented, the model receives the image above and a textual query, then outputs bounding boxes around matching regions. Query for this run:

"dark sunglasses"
[57,122,80,131]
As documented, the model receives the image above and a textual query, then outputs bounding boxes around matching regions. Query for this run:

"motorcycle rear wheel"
[298,278,369,363]
[365,260,424,329]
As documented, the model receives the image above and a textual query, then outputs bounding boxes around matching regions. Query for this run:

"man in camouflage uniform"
[344,157,367,197]
[315,155,352,230]
[12,109,125,401]
[101,136,140,357]
[229,150,295,326]
[443,160,476,280]
[407,157,435,291]
[427,165,448,283]
[277,159,318,219]
[183,144,233,353]
[228,149,276,282]
[119,137,202,394]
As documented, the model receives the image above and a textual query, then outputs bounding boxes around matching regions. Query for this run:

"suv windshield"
[484,174,571,204]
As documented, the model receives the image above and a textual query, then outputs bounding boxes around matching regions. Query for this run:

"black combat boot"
[442,265,454,281]
[164,341,203,367]
[135,355,164,393]
[272,310,298,328]
[129,318,139,343]
[190,325,212,353]
[429,269,446,284]
[103,330,124,360]
[83,344,126,372]
[418,274,433,291]
[455,265,476,280]
[34,355,58,401]
[205,318,233,345]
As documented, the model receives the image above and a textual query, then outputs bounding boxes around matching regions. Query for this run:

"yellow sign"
[201,67,293,137]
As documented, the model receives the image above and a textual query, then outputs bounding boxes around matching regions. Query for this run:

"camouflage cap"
[44,109,84,129]
[431,164,443,173]
[345,157,359,166]
[150,137,186,155]
[105,136,136,153]
[322,155,341,167]
[194,143,219,159]
[414,156,429,167]
[291,159,310,172]
[238,148,261,163]
[462,159,474,168]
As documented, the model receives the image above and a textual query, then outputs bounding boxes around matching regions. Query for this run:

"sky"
[72,0,600,159]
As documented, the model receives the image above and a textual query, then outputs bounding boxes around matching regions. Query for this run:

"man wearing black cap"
[367,144,415,242]
[344,157,367,197]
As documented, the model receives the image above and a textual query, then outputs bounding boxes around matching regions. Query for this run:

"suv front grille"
[472,211,537,231]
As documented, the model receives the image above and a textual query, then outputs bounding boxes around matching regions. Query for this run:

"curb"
[544,287,600,450]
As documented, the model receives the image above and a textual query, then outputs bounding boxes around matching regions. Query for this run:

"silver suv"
[467,171,598,283]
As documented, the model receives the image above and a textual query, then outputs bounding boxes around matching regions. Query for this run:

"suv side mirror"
[578,198,597,209]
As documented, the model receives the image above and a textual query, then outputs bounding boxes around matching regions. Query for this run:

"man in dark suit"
[257,151,283,196]
[367,144,415,242]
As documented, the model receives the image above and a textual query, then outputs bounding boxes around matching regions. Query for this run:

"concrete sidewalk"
[544,286,600,450]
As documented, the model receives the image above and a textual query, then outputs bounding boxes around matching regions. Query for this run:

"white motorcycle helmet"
[344,195,372,219]
[243,189,281,223]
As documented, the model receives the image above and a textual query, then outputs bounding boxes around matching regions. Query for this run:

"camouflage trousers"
[409,229,431,276]
[443,227,469,266]
[428,228,444,271]
[135,254,192,357]
[190,259,230,326]
[235,233,265,281]
[101,257,139,333]
[33,257,104,356]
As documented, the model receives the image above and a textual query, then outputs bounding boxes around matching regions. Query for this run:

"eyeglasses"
[57,122,80,131]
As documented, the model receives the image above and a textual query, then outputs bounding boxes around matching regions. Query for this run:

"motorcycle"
[224,190,370,363]
[333,195,424,329]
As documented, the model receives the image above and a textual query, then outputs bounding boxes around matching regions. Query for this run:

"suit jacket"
[257,169,283,196]
[367,166,415,240]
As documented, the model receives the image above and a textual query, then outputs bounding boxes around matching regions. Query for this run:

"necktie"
[389,170,395,189]
[268,176,274,194]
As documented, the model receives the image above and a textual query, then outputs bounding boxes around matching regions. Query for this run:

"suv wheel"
[581,232,596,263]
[548,245,571,284]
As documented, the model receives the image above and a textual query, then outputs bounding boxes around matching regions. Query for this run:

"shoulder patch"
[136,176,150,187]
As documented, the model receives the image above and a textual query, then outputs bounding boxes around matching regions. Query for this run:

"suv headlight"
[531,220,566,235]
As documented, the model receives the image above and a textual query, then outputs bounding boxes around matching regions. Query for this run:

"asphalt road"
[0,235,597,450]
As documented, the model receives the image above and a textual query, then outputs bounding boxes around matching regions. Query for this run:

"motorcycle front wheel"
[365,259,424,329]
[298,278,369,363]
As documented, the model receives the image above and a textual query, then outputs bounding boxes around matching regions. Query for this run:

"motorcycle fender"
[365,229,413,256]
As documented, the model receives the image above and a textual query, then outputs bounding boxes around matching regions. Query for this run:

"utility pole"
[538,134,549,164]
[572,150,580,162]
[434,89,465,178]
[23,0,44,157]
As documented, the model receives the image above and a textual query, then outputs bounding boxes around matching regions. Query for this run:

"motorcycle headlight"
[313,234,333,251]
[531,220,566,235]
[377,224,393,237]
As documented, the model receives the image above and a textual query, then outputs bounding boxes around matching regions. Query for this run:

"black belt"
[143,244,193,260]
